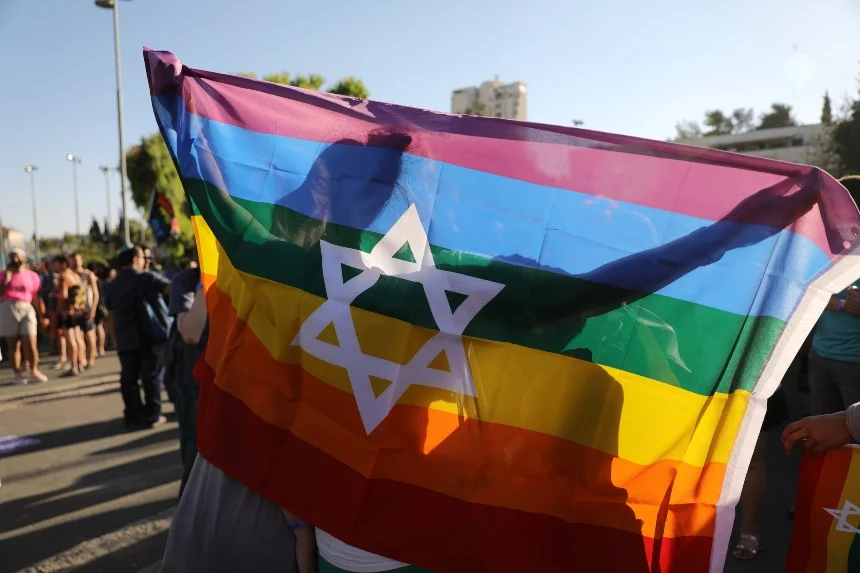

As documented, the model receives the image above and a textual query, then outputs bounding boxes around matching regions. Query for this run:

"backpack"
[67,276,87,315]
[136,285,173,346]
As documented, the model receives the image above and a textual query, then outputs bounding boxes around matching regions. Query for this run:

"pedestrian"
[0,248,48,384]
[52,255,87,377]
[70,253,100,368]
[165,263,207,496]
[104,244,170,430]
[102,267,117,350]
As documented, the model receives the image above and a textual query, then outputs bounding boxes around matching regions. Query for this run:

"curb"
[0,375,119,403]
[16,507,174,573]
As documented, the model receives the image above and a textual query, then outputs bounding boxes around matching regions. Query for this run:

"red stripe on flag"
[193,354,713,573]
[787,452,827,572]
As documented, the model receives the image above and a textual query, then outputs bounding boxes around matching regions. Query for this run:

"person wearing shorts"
[71,253,99,368]
[52,255,85,377]
[0,248,47,384]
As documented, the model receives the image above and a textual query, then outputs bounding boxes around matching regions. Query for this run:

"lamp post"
[67,154,83,238]
[95,0,131,245]
[24,166,40,262]
[96,165,115,234]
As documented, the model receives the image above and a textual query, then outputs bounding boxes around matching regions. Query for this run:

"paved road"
[0,353,121,403]
[0,384,180,573]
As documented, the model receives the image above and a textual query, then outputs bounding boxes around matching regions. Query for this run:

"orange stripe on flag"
[806,447,853,573]
[203,280,724,539]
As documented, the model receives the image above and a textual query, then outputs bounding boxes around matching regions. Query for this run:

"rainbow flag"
[144,48,860,572]
[788,447,860,572]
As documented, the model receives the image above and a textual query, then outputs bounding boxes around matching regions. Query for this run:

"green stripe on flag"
[186,177,785,396]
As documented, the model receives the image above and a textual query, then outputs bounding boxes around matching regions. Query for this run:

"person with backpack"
[104,245,172,430]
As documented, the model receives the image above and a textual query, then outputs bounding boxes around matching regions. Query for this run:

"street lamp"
[67,154,83,238]
[95,0,131,245]
[96,165,115,234]
[24,166,40,262]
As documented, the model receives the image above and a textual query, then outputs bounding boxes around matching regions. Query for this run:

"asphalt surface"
[0,383,180,573]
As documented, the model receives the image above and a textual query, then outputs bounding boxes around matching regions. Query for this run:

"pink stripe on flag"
[144,48,860,259]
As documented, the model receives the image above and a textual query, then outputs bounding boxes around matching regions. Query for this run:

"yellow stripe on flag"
[192,215,748,470]
[826,447,860,573]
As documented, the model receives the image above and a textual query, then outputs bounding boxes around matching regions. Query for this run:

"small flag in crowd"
[145,48,860,572]
[788,446,860,572]
[146,188,180,243]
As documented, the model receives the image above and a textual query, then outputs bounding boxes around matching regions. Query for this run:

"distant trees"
[675,103,797,140]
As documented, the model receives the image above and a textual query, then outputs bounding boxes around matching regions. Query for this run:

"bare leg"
[96,323,106,355]
[77,327,87,368]
[86,328,97,366]
[733,433,767,559]
[64,325,80,374]
[24,334,45,381]
[6,337,21,374]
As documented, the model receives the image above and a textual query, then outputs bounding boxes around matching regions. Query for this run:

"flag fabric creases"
[144,47,860,572]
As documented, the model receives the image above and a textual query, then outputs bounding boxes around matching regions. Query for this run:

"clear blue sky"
[1,0,858,238]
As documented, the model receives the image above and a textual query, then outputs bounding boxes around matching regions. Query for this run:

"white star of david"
[292,204,505,434]
[825,500,860,534]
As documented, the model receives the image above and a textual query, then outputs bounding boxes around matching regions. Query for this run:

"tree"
[328,77,369,99]
[464,100,494,117]
[88,218,103,243]
[290,74,326,90]
[730,108,754,133]
[822,92,833,125]
[757,103,797,130]
[703,110,734,136]
[832,95,860,176]
[674,120,702,140]
[125,134,193,254]
[239,71,369,98]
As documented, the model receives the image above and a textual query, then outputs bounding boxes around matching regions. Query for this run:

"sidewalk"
[0,352,121,403]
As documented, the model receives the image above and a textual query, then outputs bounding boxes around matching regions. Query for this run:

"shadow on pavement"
[71,529,170,573]
[0,450,180,572]
[0,451,179,536]
[91,427,177,456]
[0,499,175,573]
[0,418,127,459]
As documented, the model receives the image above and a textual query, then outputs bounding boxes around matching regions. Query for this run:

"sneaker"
[59,369,79,378]
[29,370,48,383]
[150,415,168,428]
[12,375,28,386]
[51,361,68,371]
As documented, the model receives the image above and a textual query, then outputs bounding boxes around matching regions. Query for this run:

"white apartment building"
[676,124,825,165]
[451,76,528,120]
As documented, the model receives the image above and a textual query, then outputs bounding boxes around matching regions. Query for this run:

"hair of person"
[117,245,141,268]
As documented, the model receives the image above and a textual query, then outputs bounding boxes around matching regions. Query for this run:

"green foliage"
[290,74,326,90]
[822,92,833,125]
[125,133,194,248]
[463,101,494,117]
[832,96,860,176]
[239,71,368,98]
[674,120,702,140]
[88,218,104,244]
[757,103,797,130]
[262,72,292,85]
[328,76,369,99]
[703,110,733,136]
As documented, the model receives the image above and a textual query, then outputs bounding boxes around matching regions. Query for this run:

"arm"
[177,286,207,344]
[0,270,10,297]
[88,274,100,321]
[281,508,317,573]
[782,403,860,456]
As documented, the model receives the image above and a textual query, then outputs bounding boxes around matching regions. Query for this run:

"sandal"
[732,533,762,560]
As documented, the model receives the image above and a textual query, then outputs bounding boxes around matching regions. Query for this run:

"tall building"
[676,124,825,165]
[451,76,527,120]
